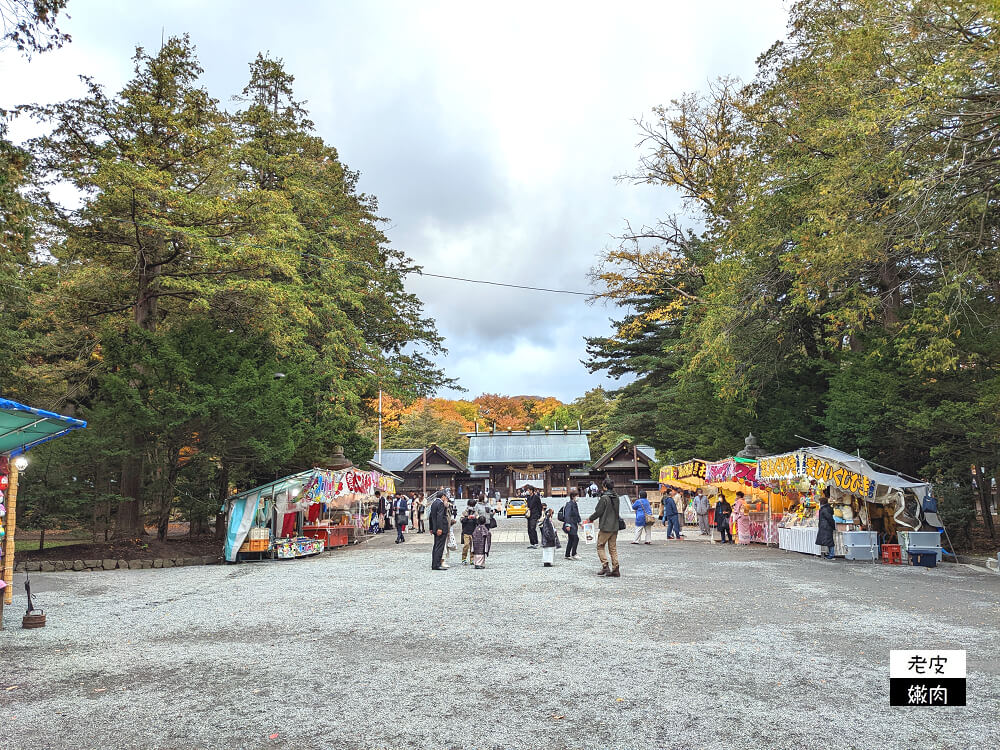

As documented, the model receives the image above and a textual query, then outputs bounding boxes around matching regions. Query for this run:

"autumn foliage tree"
[590,0,999,544]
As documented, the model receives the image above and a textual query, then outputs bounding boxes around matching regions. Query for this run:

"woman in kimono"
[471,516,492,569]
[733,491,751,544]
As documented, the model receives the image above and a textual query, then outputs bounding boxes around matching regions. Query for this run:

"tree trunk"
[214,461,230,541]
[118,225,161,539]
[878,259,902,328]
[978,465,996,539]
[38,526,46,552]
[116,445,144,539]
[156,444,181,542]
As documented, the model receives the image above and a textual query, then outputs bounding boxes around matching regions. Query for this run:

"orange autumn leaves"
[374,394,569,432]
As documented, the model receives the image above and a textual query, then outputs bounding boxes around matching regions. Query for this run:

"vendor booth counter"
[777,526,847,557]
[302,524,351,550]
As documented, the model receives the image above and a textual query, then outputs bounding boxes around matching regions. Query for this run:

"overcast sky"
[1,1,789,401]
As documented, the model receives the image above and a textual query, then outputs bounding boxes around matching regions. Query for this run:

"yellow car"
[506,498,528,517]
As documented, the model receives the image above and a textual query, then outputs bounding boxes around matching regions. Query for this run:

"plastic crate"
[239,538,269,553]
[881,544,902,565]
[909,551,938,568]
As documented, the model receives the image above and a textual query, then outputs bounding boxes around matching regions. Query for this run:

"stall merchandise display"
[0,459,7,593]
[273,536,324,559]
[224,467,396,562]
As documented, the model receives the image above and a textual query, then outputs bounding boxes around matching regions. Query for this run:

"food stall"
[703,458,792,545]
[658,460,707,525]
[0,398,87,629]
[758,446,932,560]
[224,467,395,562]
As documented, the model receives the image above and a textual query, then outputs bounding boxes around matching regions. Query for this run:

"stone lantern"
[736,433,767,459]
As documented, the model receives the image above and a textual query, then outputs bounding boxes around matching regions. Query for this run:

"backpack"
[557,505,565,522]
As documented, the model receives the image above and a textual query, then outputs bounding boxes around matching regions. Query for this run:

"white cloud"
[1,0,789,400]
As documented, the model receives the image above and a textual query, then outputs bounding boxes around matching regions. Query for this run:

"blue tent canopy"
[0,398,87,457]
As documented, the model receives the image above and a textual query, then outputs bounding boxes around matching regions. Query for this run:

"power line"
[417,272,592,296]
[51,213,596,297]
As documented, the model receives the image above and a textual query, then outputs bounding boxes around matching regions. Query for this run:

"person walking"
[816,496,836,560]
[460,500,477,565]
[589,478,623,577]
[631,490,653,545]
[394,493,409,544]
[416,495,426,534]
[662,491,682,540]
[540,507,561,566]
[429,492,449,570]
[715,494,733,543]
[694,489,711,535]
[526,488,543,549]
[561,489,582,560]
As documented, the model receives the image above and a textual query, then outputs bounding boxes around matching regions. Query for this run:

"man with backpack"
[588,478,623,577]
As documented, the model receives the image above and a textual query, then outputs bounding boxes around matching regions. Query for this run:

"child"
[540,507,560,567]
[460,501,478,565]
[471,516,491,569]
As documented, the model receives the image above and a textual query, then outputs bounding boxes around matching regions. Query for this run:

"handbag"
[489,516,497,529]
[618,518,626,531]
[448,529,458,550]
[644,516,655,527]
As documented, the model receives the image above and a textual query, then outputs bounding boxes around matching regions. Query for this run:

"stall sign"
[732,461,759,485]
[802,455,874,498]
[758,452,802,481]
[677,460,706,481]
[705,459,734,484]
[375,472,396,494]
[659,465,678,484]
[344,469,375,495]
[758,452,874,497]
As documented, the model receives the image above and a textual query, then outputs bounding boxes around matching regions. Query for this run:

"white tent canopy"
[801,446,932,502]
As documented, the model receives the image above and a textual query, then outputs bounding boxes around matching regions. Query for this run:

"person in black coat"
[561,489,583,560]
[715,496,733,543]
[815,497,836,560]
[394,494,409,544]
[526,488,543,548]
[428,494,449,570]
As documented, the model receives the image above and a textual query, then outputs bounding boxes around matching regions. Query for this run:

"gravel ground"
[2,515,998,750]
